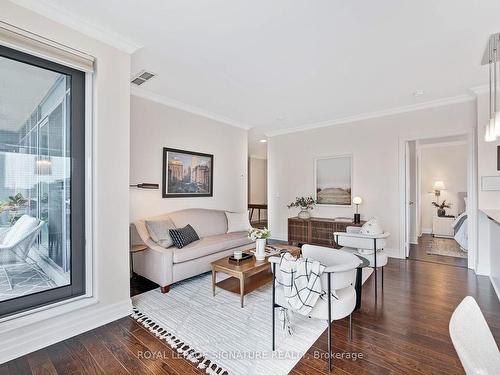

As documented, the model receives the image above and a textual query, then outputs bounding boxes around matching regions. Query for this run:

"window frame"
[0,44,86,318]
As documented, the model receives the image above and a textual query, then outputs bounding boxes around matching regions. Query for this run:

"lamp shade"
[433,181,446,190]
[352,196,363,205]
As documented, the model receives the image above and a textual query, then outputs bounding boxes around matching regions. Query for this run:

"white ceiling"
[0,55,59,132]
[11,0,500,154]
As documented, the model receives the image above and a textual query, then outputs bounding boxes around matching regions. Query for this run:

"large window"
[0,45,85,317]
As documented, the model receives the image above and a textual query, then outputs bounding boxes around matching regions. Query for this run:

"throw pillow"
[360,217,384,236]
[169,225,200,249]
[225,211,252,233]
[145,218,176,248]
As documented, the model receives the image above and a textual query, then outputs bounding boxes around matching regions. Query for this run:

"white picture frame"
[314,155,352,206]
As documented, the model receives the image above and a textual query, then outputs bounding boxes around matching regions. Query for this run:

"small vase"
[298,207,311,219]
[255,238,267,260]
[437,208,446,217]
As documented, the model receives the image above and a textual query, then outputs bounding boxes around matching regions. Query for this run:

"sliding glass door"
[0,45,85,317]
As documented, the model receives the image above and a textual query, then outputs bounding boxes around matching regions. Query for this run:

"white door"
[405,142,413,257]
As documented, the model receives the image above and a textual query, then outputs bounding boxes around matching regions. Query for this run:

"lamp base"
[353,213,361,224]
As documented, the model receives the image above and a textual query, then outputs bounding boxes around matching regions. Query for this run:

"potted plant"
[432,200,451,217]
[287,196,316,219]
[0,193,29,225]
[248,227,271,260]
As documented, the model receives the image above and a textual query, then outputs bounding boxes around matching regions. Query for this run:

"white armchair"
[334,226,390,299]
[269,245,361,372]
[0,215,44,264]
[450,296,500,374]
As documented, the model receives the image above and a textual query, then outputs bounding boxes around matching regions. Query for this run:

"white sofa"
[132,208,253,292]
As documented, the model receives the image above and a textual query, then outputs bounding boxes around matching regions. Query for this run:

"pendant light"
[485,34,499,142]
[485,35,497,141]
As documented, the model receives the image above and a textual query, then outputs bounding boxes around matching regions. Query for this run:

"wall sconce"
[129,183,159,189]
[352,196,362,224]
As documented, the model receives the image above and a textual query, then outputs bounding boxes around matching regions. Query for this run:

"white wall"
[476,92,500,281]
[129,95,248,222]
[477,93,500,210]
[0,1,131,363]
[248,157,267,221]
[419,143,467,232]
[268,101,476,258]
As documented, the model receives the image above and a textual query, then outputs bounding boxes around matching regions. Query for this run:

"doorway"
[248,157,268,228]
[403,134,472,268]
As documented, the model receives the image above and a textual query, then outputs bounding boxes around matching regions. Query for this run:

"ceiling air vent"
[131,70,156,86]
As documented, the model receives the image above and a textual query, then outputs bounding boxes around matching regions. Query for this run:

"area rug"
[426,237,467,259]
[132,273,329,375]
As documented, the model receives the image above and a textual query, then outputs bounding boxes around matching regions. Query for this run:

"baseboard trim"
[0,298,132,364]
[421,228,432,234]
[385,248,402,259]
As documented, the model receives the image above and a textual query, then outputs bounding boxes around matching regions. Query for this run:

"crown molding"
[131,86,252,130]
[265,94,475,137]
[9,0,142,54]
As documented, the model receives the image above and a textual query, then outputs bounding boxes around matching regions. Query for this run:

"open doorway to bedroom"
[405,135,469,268]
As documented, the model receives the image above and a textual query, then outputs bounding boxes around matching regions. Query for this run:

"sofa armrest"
[131,222,175,286]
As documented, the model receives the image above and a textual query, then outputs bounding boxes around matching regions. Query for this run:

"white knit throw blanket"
[277,252,326,315]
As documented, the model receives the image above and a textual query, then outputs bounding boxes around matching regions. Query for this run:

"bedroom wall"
[129,94,248,222]
[268,100,476,258]
[419,142,467,233]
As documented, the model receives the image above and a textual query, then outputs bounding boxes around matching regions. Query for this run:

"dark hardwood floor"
[409,234,468,268]
[2,257,499,374]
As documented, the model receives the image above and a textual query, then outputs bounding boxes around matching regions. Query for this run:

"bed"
[453,192,468,252]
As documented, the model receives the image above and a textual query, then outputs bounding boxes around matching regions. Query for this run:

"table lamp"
[353,196,362,224]
[432,181,446,203]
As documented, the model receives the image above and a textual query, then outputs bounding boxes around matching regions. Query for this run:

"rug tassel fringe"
[131,307,228,375]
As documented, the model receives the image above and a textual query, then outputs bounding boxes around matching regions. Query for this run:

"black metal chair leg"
[272,263,276,351]
[327,274,332,372]
[381,266,384,289]
[374,238,378,300]
[349,313,352,341]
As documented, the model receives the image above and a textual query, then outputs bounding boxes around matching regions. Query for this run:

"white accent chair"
[0,215,44,264]
[334,227,390,300]
[269,245,361,372]
[449,296,500,374]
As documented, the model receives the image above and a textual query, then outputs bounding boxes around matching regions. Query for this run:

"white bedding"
[453,212,468,251]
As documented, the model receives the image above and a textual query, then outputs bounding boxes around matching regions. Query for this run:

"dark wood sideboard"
[288,217,365,248]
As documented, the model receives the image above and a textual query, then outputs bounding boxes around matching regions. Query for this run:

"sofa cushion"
[225,211,252,233]
[172,231,253,263]
[145,218,176,248]
[360,217,383,235]
[169,209,228,238]
[169,225,200,249]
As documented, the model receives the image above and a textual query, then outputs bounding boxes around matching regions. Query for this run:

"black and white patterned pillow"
[169,225,200,248]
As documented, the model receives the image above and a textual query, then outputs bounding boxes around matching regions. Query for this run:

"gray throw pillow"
[145,218,176,248]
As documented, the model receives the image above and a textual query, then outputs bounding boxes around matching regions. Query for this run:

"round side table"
[130,244,147,278]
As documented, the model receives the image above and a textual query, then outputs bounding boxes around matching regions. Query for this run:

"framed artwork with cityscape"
[162,148,213,198]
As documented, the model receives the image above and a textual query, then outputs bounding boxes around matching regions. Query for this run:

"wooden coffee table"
[211,244,300,308]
